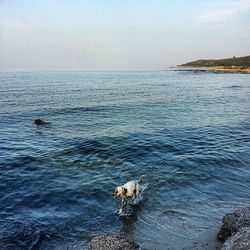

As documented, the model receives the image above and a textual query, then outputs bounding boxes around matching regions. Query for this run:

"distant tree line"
[180,55,250,68]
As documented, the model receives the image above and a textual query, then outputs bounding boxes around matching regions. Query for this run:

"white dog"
[113,175,145,212]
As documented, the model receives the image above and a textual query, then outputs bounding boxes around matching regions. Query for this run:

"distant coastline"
[174,55,250,74]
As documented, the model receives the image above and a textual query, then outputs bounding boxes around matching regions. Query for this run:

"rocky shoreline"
[218,207,250,250]
[88,234,139,250]
[88,206,250,250]
[174,66,250,74]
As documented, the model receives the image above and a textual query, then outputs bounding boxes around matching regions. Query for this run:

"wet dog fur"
[113,176,145,212]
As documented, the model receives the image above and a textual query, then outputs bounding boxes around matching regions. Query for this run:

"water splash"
[117,183,148,217]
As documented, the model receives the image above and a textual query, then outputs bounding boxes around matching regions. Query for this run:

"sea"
[0,70,249,250]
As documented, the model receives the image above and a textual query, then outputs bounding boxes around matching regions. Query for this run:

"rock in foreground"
[221,227,250,250]
[88,234,140,250]
[218,207,250,242]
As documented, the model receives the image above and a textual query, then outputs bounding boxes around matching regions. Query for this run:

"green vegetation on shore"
[176,55,250,74]
[179,55,250,68]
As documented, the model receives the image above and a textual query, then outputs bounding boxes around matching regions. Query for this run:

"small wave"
[61,138,112,158]
[46,106,107,116]
[224,85,247,89]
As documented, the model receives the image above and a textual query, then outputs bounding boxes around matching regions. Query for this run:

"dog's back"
[122,180,137,197]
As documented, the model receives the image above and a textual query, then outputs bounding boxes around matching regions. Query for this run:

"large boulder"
[88,234,139,250]
[221,227,250,250]
[218,207,250,242]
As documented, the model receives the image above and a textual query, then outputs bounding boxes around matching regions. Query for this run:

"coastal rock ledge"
[88,234,140,250]
[218,207,250,250]
[221,227,250,250]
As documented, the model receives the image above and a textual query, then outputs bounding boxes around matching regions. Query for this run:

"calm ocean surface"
[0,70,250,249]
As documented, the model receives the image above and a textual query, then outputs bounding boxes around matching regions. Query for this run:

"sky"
[0,0,250,70]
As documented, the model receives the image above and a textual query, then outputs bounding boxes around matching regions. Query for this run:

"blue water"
[0,70,250,250]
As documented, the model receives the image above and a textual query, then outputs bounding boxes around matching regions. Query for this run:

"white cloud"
[199,0,250,23]
[0,19,30,30]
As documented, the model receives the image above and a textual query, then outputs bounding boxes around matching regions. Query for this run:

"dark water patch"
[0,221,50,250]
[163,209,187,216]
[57,133,184,166]
[73,139,112,157]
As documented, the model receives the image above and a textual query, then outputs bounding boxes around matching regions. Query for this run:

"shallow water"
[0,70,250,249]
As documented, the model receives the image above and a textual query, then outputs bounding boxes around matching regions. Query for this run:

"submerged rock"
[221,227,250,250]
[218,207,250,242]
[34,119,50,125]
[88,234,139,250]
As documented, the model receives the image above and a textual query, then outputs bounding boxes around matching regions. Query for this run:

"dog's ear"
[122,187,127,195]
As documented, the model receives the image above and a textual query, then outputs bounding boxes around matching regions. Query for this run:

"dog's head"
[112,186,127,198]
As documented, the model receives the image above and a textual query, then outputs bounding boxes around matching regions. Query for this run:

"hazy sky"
[0,0,250,70]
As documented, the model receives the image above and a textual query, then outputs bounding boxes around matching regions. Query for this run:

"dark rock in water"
[218,207,250,242]
[34,119,50,125]
[221,227,250,250]
[88,234,139,250]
